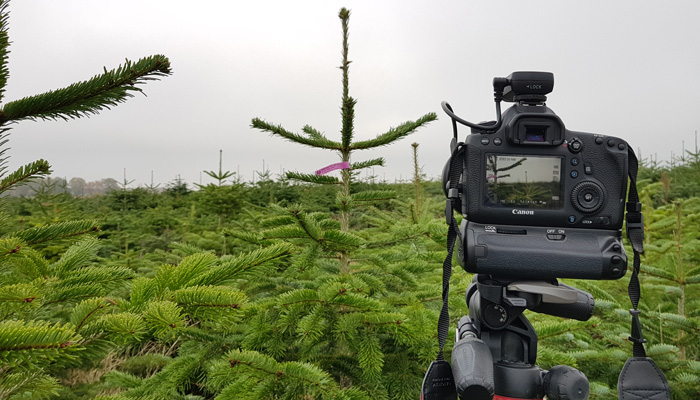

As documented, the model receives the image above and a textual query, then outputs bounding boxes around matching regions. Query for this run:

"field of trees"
[0,2,698,399]
[1,145,698,399]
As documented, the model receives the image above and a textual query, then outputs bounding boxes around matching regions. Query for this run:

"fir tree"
[222,7,441,399]
[0,0,171,397]
[198,150,243,234]
[87,243,295,400]
[251,7,437,274]
[203,150,236,187]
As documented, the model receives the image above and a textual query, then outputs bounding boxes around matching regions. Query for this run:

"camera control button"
[570,170,579,178]
[569,138,583,153]
[568,215,576,223]
[607,139,615,147]
[613,244,621,252]
[618,143,626,151]
[493,138,502,145]
[611,255,623,265]
[481,137,490,145]
[584,163,593,175]
[571,158,579,166]
[595,137,604,145]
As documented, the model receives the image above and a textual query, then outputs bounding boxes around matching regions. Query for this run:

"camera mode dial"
[571,181,604,214]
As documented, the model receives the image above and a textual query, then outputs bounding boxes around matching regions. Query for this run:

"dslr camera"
[444,71,629,281]
[423,72,664,400]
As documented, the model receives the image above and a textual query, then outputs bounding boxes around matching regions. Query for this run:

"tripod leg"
[451,315,494,400]
[451,335,494,400]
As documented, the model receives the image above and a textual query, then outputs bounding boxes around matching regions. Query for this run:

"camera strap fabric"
[624,147,646,357]
[421,140,465,400]
[619,148,670,400]
[439,139,466,360]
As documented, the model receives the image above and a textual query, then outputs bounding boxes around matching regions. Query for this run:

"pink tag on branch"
[315,162,351,175]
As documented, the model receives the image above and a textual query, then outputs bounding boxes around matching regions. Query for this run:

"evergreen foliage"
[251,7,437,275]
[0,1,171,398]
[237,7,442,399]
[0,55,170,123]
[1,154,698,399]
[0,2,697,399]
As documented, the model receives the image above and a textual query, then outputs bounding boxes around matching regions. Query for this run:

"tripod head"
[467,276,595,331]
[451,275,592,400]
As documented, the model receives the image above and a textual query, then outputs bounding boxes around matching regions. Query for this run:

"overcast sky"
[3,1,699,187]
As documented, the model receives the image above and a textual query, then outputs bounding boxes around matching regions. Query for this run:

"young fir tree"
[84,242,297,400]
[633,183,700,397]
[0,0,172,397]
[214,8,441,399]
[198,150,244,234]
[251,7,436,273]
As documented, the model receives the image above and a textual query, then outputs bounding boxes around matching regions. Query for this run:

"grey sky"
[4,1,699,187]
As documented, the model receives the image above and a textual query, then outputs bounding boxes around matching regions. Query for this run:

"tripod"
[451,275,594,400]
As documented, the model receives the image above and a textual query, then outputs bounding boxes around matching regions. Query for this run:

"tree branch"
[0,55,171,124]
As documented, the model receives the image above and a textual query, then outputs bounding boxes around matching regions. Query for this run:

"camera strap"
[421,140,465,400]
[619,148,671,400]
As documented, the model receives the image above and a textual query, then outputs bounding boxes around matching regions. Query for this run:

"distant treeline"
[6,177,120,197]
[6,173,441,198]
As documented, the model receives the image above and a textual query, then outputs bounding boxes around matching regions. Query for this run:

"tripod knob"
[544,365,589,400]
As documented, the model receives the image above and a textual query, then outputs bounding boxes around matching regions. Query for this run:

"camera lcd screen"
[484,154,564,209]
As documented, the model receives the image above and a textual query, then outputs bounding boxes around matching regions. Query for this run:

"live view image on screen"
[485,154,564,209]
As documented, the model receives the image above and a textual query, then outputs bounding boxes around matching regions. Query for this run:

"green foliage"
[0,159,51,195]
[105,187,158,211]
[8,219,99,245]
[0,370,62,400]
[0,2,698,399]
[0,2,171,399]
[285,171,340,185]
[197,184,245,221]
[0,320,83,367]
[240,8,443,398]
[164,176,191,200]
[0,55,171,123]
[2,152,697,398]
[209,349,342,399]
[251,9,436,223]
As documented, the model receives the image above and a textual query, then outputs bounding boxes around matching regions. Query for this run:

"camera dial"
[571,181,604,214]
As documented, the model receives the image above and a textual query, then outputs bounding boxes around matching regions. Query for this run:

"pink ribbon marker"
[315,161,351,175]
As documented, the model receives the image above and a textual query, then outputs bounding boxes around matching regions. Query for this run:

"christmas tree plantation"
[2,2,699,399]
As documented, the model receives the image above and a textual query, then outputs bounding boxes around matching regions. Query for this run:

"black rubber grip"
[451,336,494,400]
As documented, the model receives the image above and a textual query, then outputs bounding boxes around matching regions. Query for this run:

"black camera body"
[446,72,629,280]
